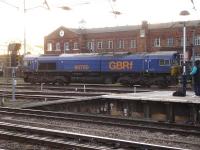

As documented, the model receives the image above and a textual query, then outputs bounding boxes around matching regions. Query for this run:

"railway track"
[0,83,151,93]
[0,107,199,149]
[0,91,101,100]
[0,121,185,150]
[0,107,199,136]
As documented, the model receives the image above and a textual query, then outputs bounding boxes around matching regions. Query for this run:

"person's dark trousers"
[194,83,200,96]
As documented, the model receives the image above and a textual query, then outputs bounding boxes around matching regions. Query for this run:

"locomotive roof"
[147,51,178,56]
[59,52,146,58]
[59,51,177,56]
[24,51,178,61]
[146,51,179,59]
[58,53,147,61]
[23,54,40,60]
[37,55,60,61]
[24,54,40,57]
[59,53,101,57]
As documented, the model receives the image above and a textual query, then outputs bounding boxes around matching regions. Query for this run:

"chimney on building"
[142,20,148,29]
[139,21,148,52]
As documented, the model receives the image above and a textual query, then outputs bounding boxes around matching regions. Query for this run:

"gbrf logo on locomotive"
[109,61,133,70]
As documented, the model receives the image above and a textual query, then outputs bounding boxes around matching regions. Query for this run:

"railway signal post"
[12,68,16,101]
[8,43,21,101]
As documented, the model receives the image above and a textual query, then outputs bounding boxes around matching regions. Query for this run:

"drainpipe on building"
[141,21,148,52]
[192,30,195,66]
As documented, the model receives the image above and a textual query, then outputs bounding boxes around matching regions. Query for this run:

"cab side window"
[159,59,170,66]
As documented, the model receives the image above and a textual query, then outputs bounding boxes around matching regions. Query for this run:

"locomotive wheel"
[118,76,131,86]
[104,77,113,84]
[53,79,65,86]
[157,81,168,88]
[30,79,36,85]
[158,84,167,88]
[30,81,36,85]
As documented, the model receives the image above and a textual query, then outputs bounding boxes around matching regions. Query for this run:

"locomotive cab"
[23,56,39,73]
[23,55,39,83]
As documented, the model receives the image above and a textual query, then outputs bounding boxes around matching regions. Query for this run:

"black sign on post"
[11,54,17,67]
[8,43,21,67]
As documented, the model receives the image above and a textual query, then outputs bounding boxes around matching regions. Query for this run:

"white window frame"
[87,42,92,49]
[167,37,173,47]
[97,41,103,49]
[73,42,79,50]
[194,35,200,46]
[47,42,52,51]
[154,38,160,47]
[108,40,113,49]
[87,41,95,51]
[130,39,136,48]
[118,40,124,49]
[180,37,189,47]
[64,42,70,52]
[56,42,60,51]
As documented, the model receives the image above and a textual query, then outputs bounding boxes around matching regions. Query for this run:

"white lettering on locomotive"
[74,64,90,70]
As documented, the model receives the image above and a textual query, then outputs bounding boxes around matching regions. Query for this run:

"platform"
[102,90,200,104]
[22,90,200,124]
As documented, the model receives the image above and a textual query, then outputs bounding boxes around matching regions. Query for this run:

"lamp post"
[180,10,190,96]
[23,0,26,55]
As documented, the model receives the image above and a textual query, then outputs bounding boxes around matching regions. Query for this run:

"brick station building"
[44,20,200,59]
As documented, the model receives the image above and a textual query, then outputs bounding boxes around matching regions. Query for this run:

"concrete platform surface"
[103,91,200,104]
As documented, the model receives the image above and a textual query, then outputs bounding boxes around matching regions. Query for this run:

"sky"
[0,0,200,54]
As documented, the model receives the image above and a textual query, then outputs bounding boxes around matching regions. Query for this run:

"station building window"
[73,42,79,50]
[47,42,53,51]
[118,40,125,49]
[194,35,200,45]
[130,39,136,48]
[87,41,95,52]
[167,37,174,47]
[108,40,113,49]
[56,42,60,51]
[180,37,189,47]
[87,42,92,50]
[64,42,70,51]
[180,37,183,46]
[154,38,160,47]
[97,41,103,49]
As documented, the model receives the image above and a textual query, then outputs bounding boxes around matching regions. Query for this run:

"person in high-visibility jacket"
[190,60,200,97]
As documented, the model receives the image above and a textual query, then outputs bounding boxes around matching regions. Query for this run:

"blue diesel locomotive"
[23,51,180,87]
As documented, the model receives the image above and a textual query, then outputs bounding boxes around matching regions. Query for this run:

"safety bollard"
[1,97,4,106]
[133,85,140,94]
[41,83,45,91]
[83,84,86,93]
